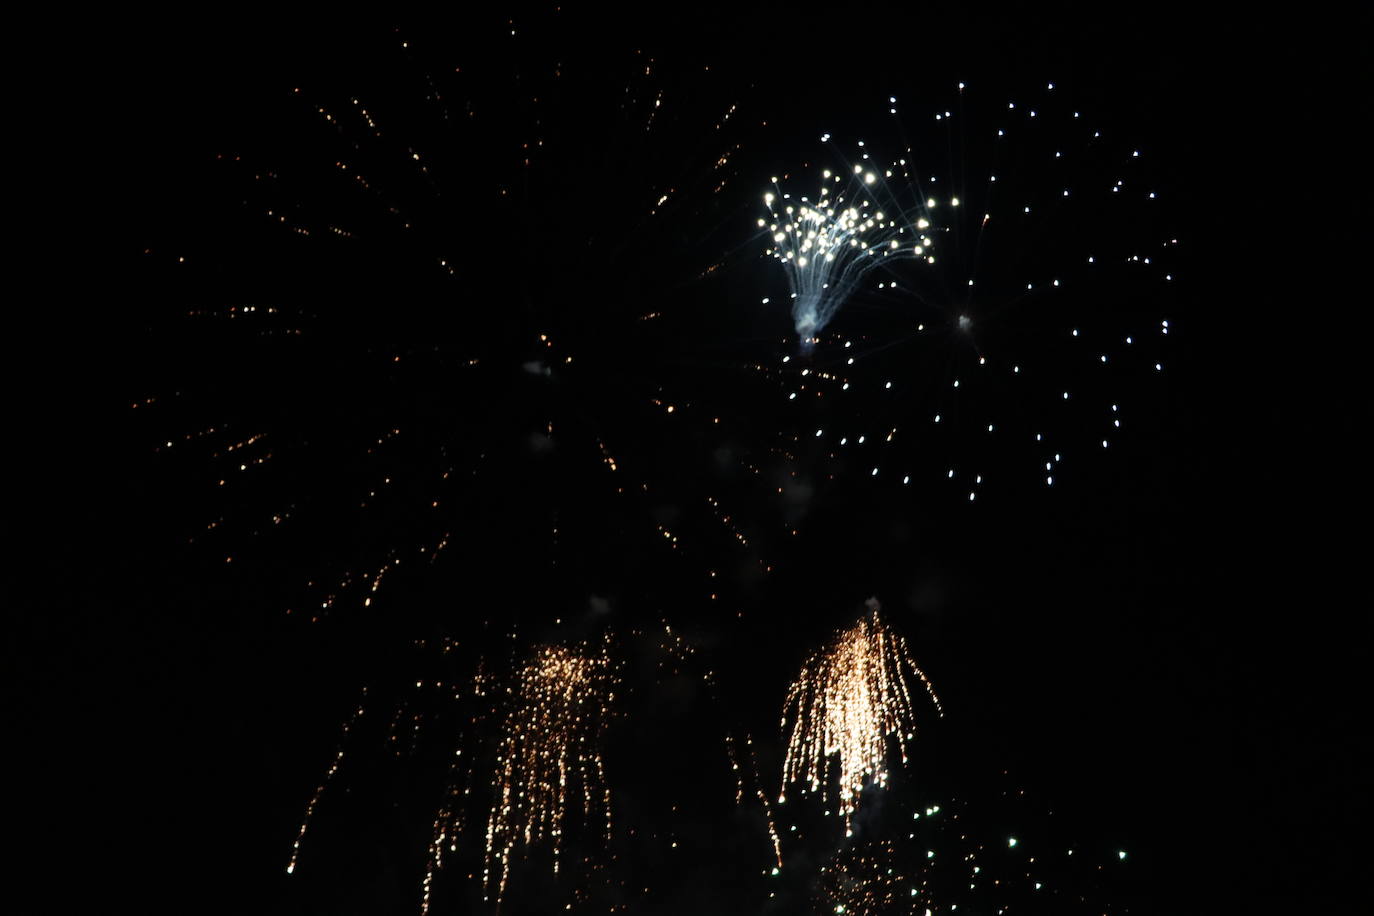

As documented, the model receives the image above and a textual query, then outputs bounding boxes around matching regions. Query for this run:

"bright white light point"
[840,438,847,445]
[858,436,865,444]
[1048,82,1054,89]
[765,193,774,204]
[1009,837,1017,847]
[757,218,766,227]
[885,381,892,389]
[953,380,960,387]
[782,356,790,362]
[1126,336,1133,344]
[1155,362,1163,370]
[1103,440,1109,447]
[1047,476,1053,485]
[903,476,910,484]
[927,198,936,208]
[865,173,876,184]
[872,468,879,476]
[762,297,770,304]
[842,383,849,390]
[958,82,965,89]
[789,393,796,400]
[854,164,863,174]
[1072,329,1079,337]
[1014,366,1019,373]
[947,469,954,478]
[1119,851,1127,860]
[1063,392,1069,399]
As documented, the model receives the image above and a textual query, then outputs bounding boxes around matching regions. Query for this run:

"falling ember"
[483,640,618,905]
[780,600,941,822]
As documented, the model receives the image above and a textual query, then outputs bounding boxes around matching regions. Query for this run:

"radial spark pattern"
[484,640,618,904]
[762,149,935,341]
[780,601,942,823]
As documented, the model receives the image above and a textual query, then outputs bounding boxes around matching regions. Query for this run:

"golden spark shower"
[483,640,618,905]
[780,599,942,823]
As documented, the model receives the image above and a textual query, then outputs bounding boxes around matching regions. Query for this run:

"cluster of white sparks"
[780,600,942,826]
[762,146,937,342]
[483,641,618,905]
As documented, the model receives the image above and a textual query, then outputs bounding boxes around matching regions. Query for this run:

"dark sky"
[15,8,1369,915]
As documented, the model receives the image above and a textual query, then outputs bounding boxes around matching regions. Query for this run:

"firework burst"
[483,639,619,905]
[762,145,936,343]
[750,83,1178,504]
[780,599,942,825]
[818,840,917,916]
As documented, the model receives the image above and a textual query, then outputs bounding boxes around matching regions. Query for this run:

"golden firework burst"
[781,599,942,824]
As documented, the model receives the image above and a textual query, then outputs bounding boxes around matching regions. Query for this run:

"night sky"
[16,9,1369,915]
